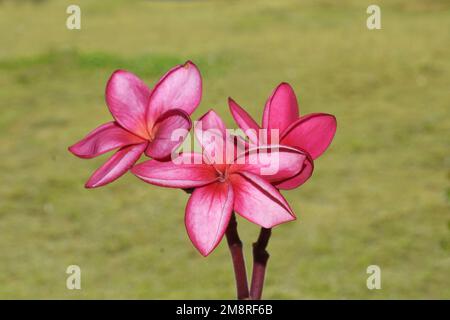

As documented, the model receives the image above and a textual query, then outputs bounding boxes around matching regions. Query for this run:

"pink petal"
[105,70,151,139]
[185,182,234,256]
[230,172,296,228]
[281,113,337,160]
[228,97,260,144]
[230,145,306,183]
[195,109,226,136]
[262,83,299,135]
[131,153,218,188]
[274,153,314,190]
[146,61,202,129]
[68,122,145,159]
[85,142,147,188]
[194,110,234,166]
[145,109,192,160]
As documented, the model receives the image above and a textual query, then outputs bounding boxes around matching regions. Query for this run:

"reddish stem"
[250,227,272,300]
[225,214,250,300]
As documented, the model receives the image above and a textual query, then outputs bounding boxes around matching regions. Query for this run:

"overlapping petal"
[147,61,202,129]
[145,109,192,160]
[68,122,145,159]
[132,153,218,188]
[185,182,234,256]
[194,110,235,166]
[105,70,151,138]
[262,83,299,134]
[274,153,314,190]
[230,145,306,183]
[281,113,337,160]
[230,171,296,228]
[85,142,147,188]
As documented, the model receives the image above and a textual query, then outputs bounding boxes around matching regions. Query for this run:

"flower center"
[217,169,229,183]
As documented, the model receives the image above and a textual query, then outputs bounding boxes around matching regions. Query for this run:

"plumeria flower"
[132,110,307,256]
[228,83,337,189]
[69,61,202,188]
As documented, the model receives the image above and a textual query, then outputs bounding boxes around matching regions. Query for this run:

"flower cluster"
[69,61,336,257]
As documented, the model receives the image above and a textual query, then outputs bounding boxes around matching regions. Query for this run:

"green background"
[0,0,449,299]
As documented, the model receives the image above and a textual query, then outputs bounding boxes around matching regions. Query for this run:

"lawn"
[0,0,449,299]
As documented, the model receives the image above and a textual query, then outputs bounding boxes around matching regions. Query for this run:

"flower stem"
[250,227,272,300]
[225,213,250,300]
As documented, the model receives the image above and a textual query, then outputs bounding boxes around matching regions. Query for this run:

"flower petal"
[262,83,299,134]
[230,171,296,228]
[147,61,202,129]
[281,113,337,160]
[194,110,234,166]
[230,145,306,183]
[69,122,145,159]
[195,109,227,137]
[274,153,314,190]
[145,109,192,160]
[131,153,218,188]
[85,142,147,188]
[105,70,151,138]
[185,182,234,256]
[228,97,260,144]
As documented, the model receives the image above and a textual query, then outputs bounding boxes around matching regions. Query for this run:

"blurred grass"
[0,0,449,299]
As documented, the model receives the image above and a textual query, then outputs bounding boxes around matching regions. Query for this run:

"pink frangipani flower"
[69,61,202,188]
[228,83,337,189]
[132,110,307,256]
